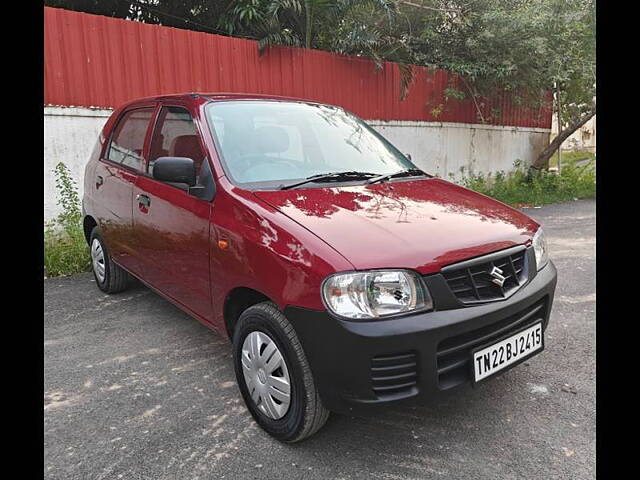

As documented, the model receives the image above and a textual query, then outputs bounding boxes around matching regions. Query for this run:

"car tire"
[89,227,130,294]
[232,302,329,442]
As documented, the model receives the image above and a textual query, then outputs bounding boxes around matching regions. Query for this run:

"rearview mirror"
[153,157,196,186]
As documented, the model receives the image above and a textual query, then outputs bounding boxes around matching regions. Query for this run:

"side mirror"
[405,153,412,161]
[153,157,196,186]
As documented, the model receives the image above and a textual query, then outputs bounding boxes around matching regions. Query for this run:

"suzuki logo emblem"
[489,266,506,287]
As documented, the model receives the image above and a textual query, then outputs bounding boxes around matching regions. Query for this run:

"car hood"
[252,178,539,274]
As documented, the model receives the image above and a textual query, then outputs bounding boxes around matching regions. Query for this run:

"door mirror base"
[188,185,208,200]
[191,159,216,202]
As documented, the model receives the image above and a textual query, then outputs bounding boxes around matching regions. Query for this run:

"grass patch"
[44,163,91,277]
[459,160,596,208]
[548,149,595,169]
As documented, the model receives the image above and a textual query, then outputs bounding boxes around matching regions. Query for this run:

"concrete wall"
[369,121,550,180]
[44,106,550,220]
[44,107,112,221]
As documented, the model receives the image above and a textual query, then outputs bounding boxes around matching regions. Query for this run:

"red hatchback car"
[82,93,557,442]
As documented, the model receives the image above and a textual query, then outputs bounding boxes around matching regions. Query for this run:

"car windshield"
[205,100,418,188]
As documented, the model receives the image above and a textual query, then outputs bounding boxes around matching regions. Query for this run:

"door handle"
[96,175,103,188]
[136,194,151,208]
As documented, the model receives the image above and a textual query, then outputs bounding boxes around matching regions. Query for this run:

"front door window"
[148,106,205,176]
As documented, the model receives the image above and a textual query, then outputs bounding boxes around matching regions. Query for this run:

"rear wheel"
[89,227,130,294]
[232,302,329,442]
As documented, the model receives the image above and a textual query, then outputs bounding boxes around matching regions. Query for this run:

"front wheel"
[232,302,329,442]
[89,227,130,294]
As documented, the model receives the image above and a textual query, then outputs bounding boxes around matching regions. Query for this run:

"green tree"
[46,0,134,18]
[46,0,233,34]
[400,0,595,168]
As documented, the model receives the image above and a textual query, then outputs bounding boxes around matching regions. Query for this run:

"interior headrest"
[170,135,202,161]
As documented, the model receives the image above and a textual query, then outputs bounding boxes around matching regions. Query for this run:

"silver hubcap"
[241,331,291,419]
[91,239,106,283]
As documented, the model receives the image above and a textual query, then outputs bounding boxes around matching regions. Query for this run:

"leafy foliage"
[459,159,595,207]
[408,0,594,121]
[46,0,135,19]
[44,163,90,277]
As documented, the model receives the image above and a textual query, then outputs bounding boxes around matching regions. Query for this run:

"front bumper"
[285,260,557,415]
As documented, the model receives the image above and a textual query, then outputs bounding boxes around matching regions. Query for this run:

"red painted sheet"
[44,7,551,128]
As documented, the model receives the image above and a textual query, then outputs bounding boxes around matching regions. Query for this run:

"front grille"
[436,298,547,390]
[442,248,528,304]
[371,351,418,398]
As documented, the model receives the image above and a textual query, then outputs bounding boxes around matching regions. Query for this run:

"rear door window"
[107,108,155,171]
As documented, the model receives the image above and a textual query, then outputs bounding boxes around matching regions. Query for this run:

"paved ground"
[44,199,595,480]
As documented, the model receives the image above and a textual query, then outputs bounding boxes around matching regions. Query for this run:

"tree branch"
[459,75,486,124]
[532,108,596,169]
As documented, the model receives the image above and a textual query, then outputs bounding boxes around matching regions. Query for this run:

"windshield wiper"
[367,168,429,185]
[279,171,379,190]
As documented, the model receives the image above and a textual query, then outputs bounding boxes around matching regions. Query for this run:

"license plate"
[472,322,544,383]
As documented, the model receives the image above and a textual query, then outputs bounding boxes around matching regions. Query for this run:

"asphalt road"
[44,199,595,480]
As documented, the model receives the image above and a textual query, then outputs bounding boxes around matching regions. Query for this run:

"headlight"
[322,270,433,320]
[532,228,549,270]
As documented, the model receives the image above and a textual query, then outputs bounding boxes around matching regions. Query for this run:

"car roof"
[120,92,329,109]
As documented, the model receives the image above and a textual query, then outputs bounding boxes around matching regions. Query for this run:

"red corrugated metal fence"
[44,7,551,128]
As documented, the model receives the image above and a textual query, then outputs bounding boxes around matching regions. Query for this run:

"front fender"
[208,182,354,330]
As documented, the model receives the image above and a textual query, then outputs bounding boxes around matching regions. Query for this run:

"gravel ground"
[44,199,596,480]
